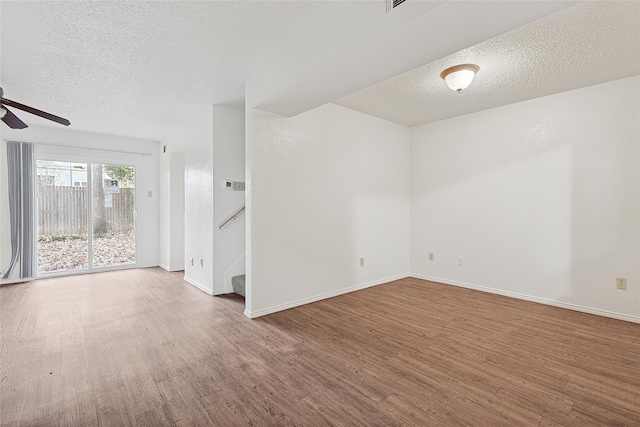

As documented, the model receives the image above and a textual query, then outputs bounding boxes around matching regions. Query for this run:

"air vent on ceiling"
[386,0,408,13]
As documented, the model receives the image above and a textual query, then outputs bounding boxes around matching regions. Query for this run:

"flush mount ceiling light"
[440,64,479,93]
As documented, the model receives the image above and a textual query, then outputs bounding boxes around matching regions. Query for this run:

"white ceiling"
[2,1,638,141]
[0,1,384,141]
[335,1,640,127]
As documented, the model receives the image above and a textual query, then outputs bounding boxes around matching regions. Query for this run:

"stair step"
[232,274,245,297]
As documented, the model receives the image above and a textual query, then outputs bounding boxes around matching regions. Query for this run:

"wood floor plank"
[302,389,402,427]
[0,380,29,426]
[380,391,476,426]
[134,403,175,427]
[163,397,214,426]
[570,399,640,426]
[377,394,445,427]
[85,342,124,396]
[118,362,163,416]
[539,417,572,427]
[1,269,639,426]
[94,386,137,427]
[433,386,543,426]
[494,383,575,420]
[198,390,263,427]
[22,412,60,427]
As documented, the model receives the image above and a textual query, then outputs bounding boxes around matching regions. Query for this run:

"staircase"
[232,274,245,297]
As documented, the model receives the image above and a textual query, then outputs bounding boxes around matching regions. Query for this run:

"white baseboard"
[410,274,640,324]
[0,277,33,286]
[136,262,159,269]
[243,273,408,319]
[183,276,214,296]
[159,264,184,273]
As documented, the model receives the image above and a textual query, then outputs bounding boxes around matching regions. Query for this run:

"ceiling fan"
[0,87,70,129]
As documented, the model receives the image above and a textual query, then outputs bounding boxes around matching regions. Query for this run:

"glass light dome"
[440,64,479,93]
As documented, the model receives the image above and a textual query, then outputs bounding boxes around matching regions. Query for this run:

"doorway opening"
[36,160,136,276]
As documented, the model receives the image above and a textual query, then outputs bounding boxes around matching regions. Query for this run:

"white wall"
[169,153,185,271]
[161,106,214,294]
[212,106,245,294]
[410,76,640,321]
[159,151,170,269]
[159,105,245,296]
[159,151,185,271]
[248,103,410,317]
[0,125,160,280]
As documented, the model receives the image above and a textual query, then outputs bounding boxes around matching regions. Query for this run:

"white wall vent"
[386,0,408,13]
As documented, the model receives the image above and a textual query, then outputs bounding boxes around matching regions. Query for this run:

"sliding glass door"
[37,160,89,274]
[36,160,136,276]
[91,163,136,268]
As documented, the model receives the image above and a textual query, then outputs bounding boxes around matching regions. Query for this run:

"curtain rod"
[35,142,154,156]
[5,141,155,156]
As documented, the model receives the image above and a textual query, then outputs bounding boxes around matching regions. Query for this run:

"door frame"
[35,154,139,278]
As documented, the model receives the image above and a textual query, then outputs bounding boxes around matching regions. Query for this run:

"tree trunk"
[92,164,107,234]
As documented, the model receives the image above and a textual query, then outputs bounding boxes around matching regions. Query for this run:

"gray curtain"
[3,141,36,279]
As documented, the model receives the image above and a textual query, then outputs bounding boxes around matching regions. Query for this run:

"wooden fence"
[38,186,134,236]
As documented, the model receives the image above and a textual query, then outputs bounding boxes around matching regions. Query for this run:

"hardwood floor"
[1,268,639,426]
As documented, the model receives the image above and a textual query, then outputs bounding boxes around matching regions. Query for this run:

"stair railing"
[219,206,245,230]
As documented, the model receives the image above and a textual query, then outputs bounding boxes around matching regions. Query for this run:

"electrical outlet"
[429,253,434,262]
[200,258,204,267]
[616,278,627,290]
[190,257,194,266]
[360,258,365,267]
[458,256,464,266]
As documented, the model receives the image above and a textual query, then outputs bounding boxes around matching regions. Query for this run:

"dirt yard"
[37,231,135,272]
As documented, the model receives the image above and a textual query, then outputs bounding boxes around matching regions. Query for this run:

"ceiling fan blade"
[0,97,70,126]
[1,106,28,129]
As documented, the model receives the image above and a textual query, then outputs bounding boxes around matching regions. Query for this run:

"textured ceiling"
[0,1,381,141]
[2,1,638,140]
[335,1,640,127]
